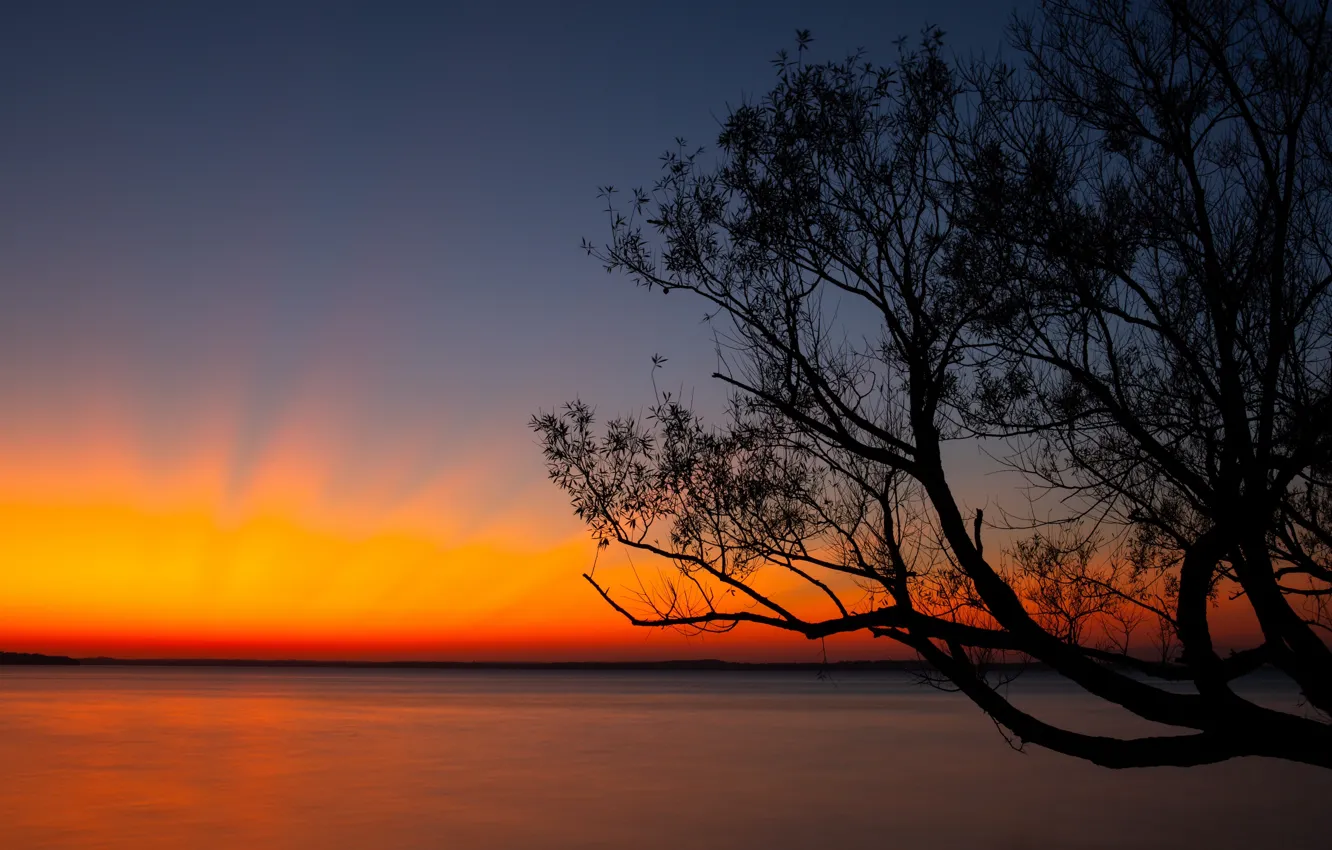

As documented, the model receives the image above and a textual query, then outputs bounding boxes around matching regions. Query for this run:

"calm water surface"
[0,667,1327,849]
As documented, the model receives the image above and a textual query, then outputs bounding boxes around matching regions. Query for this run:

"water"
[0,667,1326,849]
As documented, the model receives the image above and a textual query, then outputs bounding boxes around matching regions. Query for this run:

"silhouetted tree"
[533,1,1332,768]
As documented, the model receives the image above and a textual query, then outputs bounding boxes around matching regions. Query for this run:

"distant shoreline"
[0,651,81,666]
[4,651,1292,678]
[3,651,955,672]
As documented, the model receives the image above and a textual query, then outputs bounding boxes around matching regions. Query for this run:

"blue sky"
[0,1,1026,658]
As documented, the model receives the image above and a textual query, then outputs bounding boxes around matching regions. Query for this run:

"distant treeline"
[0,653,1070,673]
[65,657,1049,672]
[71,657,941,671]
[0,651,79,665]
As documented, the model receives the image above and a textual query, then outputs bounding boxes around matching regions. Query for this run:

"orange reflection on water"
[2,667,1328,850]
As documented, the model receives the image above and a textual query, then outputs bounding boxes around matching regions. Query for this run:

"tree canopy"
[533,0,1332,768]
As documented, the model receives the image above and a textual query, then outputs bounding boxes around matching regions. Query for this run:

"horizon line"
[0,651,970,671]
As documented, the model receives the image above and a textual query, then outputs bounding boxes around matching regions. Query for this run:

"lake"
[0,667,1326,849]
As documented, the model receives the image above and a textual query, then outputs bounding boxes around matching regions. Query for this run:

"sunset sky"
[0,0,1107,661]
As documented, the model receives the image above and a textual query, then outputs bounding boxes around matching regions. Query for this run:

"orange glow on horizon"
[0,386,1266,661]
[0,415,889,661]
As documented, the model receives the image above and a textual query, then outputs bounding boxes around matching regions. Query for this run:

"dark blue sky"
[0,0,1031,659]
[0,0,1018,590]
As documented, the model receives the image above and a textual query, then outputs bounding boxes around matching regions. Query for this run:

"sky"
[0,0,1061,660]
